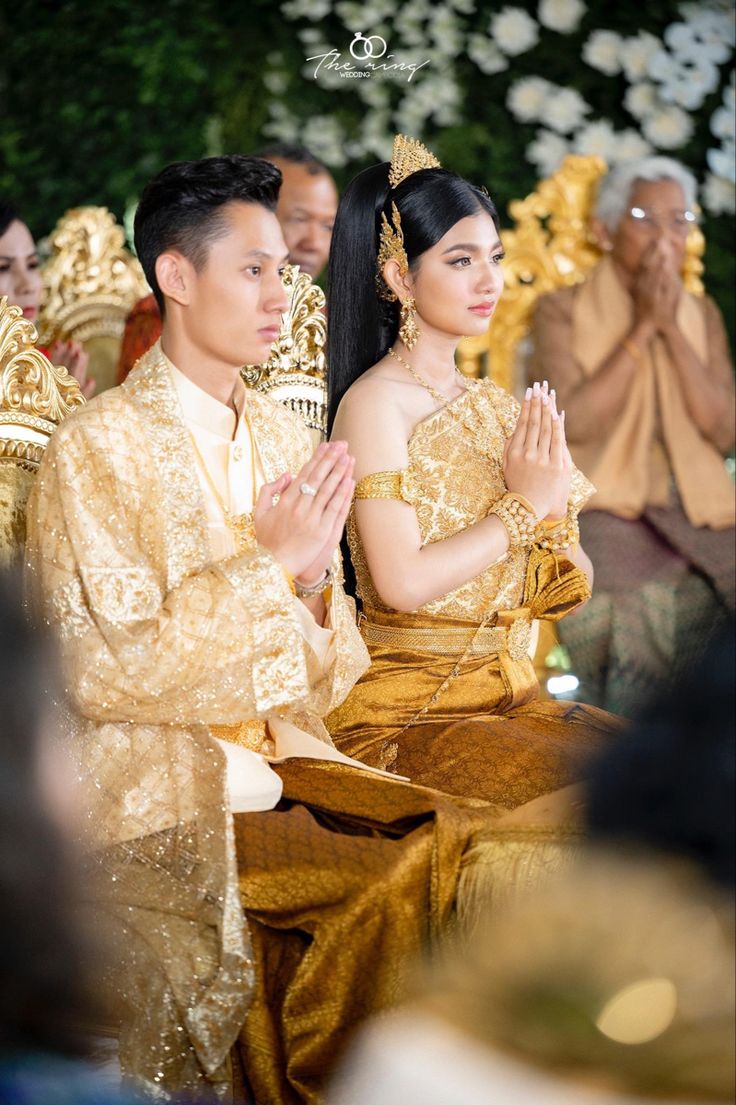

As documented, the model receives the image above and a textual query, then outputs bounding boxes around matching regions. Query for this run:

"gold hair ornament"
[377,135,441,302]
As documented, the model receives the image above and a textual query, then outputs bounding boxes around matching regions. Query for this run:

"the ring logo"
[307,32,428,82]
[349,32,387,60]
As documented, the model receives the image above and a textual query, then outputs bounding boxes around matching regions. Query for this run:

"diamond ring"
[300,482,318,497]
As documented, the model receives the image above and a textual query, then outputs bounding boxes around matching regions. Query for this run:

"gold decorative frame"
[457,154,705,391]
[39,206,149,347]
[0,296,84,470]
[243,265,328,436]
[0,296,84,566]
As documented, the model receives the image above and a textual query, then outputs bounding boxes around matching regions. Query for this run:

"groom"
[25,154,368,1099]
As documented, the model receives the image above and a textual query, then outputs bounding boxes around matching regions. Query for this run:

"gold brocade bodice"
[349,379,593,622]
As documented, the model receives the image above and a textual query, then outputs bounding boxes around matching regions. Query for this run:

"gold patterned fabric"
[24,343,368,1100]
[234,759,498,1105]
[329,379,616,804]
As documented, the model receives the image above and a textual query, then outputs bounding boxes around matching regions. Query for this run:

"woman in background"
[0,198,94,398]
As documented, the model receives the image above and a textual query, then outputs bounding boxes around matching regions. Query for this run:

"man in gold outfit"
[25,154,368,1101]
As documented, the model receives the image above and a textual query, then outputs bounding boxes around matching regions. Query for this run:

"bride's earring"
[399,297,420,350]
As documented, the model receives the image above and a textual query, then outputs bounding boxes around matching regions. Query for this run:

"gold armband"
[489,492,540,549]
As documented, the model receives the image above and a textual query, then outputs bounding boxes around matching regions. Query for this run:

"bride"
[326,135,615,807]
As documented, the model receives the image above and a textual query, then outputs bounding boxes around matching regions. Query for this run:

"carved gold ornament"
[242,265,327,436]
[38,206,149,346]
[388,133,441,189]
[377,135,442,302]
[457,154,705,390]
[0,296,84,470]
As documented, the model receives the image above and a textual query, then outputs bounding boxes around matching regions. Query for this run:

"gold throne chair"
[243,264,327,444]
[0,297,84,568]
[38,206,150,395]
[457,153,705,394]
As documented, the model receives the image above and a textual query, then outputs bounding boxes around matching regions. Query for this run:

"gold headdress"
[377,135,441,302]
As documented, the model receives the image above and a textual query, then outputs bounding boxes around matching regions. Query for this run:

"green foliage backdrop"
[1,0,733,340]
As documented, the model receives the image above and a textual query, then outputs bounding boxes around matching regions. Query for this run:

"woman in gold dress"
[326,137,616,807]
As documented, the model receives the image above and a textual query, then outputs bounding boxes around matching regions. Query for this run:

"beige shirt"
[169,359,394,806]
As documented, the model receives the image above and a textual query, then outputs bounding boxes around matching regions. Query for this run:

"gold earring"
[399,297,420,350]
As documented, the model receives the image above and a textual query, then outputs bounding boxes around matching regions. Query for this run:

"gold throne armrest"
[38,206,150,395]
[0,296,84,567]
[242,265,327,443]
[457,154,705,394]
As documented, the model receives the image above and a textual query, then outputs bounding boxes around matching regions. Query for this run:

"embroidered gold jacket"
[24,345,369,1094]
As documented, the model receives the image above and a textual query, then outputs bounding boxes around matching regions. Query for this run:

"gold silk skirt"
[327,606,616,810]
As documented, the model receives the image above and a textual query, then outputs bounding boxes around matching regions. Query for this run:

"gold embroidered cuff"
[489,492,540,549]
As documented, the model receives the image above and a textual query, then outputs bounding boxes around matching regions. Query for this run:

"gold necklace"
[188,407,259,556]
[388,346,466,405]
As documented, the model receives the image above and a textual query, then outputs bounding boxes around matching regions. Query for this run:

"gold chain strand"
[387,346,466,406]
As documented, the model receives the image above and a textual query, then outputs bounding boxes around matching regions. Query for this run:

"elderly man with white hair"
[530,156,735,716]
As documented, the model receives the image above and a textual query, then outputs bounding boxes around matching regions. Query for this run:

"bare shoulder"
[332,366,413,477]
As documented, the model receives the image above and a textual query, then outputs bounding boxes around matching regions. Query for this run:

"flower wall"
[2,0,733,336]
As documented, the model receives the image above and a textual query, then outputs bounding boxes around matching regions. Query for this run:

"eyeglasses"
[627,207,699,234]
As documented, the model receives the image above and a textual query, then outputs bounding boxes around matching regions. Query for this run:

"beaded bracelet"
[295,566,334,599]
[536,512,580,554]
[489,492,540,549]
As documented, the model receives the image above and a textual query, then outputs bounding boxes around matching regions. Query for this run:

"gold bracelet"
[536,512,579,553]
[622,338,644,364]
[489,492,540,549]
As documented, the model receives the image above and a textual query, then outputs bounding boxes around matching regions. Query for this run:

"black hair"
[586,622,735,891]
[0,574,98,1056]
[326,161,499,432]
[134,154,282,314]
[257,142,330,176]
[0,198,22,238]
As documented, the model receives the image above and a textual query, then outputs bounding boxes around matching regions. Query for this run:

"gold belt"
[359,617,532,661]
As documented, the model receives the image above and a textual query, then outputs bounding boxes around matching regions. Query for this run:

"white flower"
[609,128,654,163]
[282,0,331,20]
[264,70,289,95]
[506,76,553,122]
[665,16,733,65]
[707,143,736,183]
[526,128,570,175]
[573,118,618,159]
[624,82,660,120]
[582,29,623,75]
[658,58,720,111]
[711,104,736,142]
[490,7,540,56]
[702,171,736,216]
[646,48,679,82]
[537,0,586,34]
[356,76,390,108]
[725,78,735,115]
[302,116,348,167]
[467,33,509,74]
[539,86,591,133]
[620,32,660,82]
[641,104,694,149]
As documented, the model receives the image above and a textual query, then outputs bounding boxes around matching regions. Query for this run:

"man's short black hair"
[134,155,282,314]
[257,143,329,177]
[0,198,22,238]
